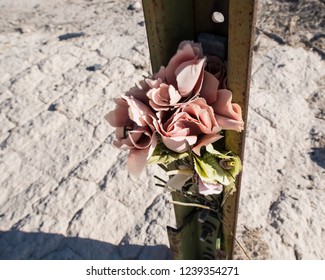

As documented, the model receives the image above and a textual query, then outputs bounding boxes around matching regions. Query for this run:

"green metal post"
[224,0,257,259]
[142,0,257,259]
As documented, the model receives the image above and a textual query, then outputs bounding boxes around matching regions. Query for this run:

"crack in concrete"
[251,108,277,129]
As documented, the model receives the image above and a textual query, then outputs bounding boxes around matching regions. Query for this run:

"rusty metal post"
[223,0,258,259]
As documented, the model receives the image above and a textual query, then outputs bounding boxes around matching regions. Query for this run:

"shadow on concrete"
[310,147,325,169]
[0,230,172,260]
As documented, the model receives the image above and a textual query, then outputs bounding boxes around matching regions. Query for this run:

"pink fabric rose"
[155,41,206,98]
[155,98,222,155]
[201,71,244,132]
[125,78,160,106]
[146,81,182,111]
[105,95,157,176]
[127,77,183,112]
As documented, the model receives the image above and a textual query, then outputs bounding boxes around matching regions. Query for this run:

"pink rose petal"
[175,57,206,97]
[105,98,129,127]
[147,83,182,111]
[192,134,223,156]
[165,42,200,86]
[162,135,197,153]
[127,96,155,127]
[215,115,244,132]
[200,71,219,105]
[212,89,243,121]
[206,55,227,89]
[127,148,150,176]
[128,128,152,149]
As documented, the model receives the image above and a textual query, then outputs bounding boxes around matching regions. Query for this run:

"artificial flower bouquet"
[105,40,243,210]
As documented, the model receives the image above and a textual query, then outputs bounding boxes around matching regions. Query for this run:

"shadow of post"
[310,147,325,169]
[0,230,172,260]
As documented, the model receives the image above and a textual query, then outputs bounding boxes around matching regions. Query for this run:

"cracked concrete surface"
[1,0,325,259]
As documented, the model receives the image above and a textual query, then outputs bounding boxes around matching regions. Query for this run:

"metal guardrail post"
[142,0,257,259]
[224,0,257,259]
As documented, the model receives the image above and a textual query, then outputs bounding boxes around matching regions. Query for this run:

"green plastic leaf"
[194,154,231,185]
[193,144,242,186]
[206,144,242,178]
[148,142,189,166]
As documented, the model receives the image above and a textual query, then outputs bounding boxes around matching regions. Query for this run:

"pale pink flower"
[200,71,244,132]
[105,96,157,176]
[155,98,222,154]
[155,41,206,98]
[198,178,223,196]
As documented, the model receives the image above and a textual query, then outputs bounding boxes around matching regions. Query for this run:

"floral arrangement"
[105,41,243,200]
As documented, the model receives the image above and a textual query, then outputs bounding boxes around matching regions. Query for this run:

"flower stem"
[154,175,167,184]
[171,201,214,211]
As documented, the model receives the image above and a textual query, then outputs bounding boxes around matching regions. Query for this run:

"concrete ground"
[0,0,324,259]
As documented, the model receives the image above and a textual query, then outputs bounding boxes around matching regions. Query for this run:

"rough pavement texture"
[234,0,325,260]
[0,0,174,260]
[235,34,325,260]
[0,0,324,259]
